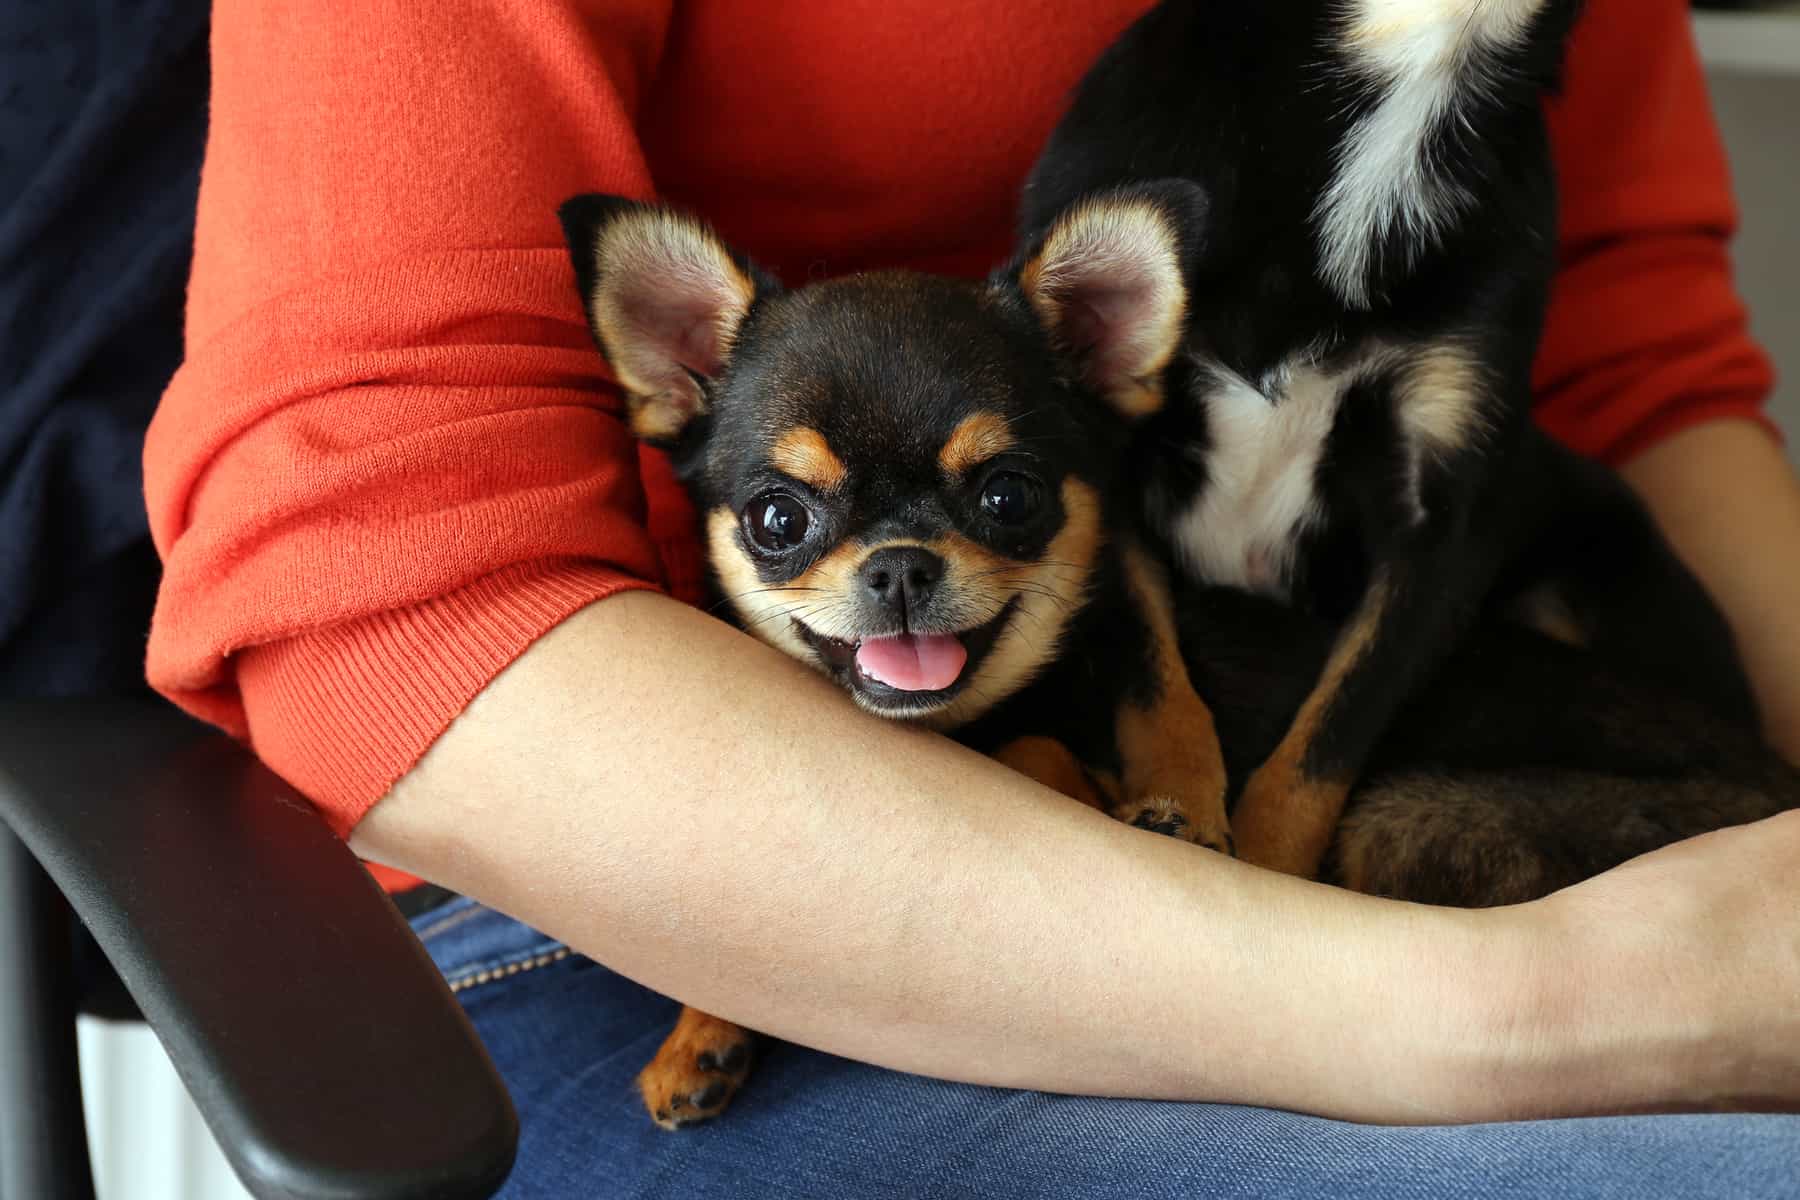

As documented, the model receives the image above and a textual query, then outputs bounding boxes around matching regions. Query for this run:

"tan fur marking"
[1111,544,1232,850]
[770,427,848,492]
[713,516,1018,669]
[1109,379,1171,420]
[638,1006,754,1130]
[927,478,1108,729]
[1507,582,1589,648]
[705,507,818,665]
[1342,0,1547,54]
[993,736,1109,812]
[938,411,1018,479]
[710,481,1105,728]
[616,375,697,443]
[1234,572,1394,877]
[1021,197,1187,419]
[1397,342,1489,454]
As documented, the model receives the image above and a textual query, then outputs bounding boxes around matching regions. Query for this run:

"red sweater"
[145,0,1774,854]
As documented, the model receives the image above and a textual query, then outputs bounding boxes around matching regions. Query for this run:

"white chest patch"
[1169,358,1351,600]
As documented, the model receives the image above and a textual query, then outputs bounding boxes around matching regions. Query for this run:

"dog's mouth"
[794,597,1020,716]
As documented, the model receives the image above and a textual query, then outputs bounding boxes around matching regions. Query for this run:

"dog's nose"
[861,545,944,616]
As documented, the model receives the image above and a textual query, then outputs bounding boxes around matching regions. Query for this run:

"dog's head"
[558,186,1200,726]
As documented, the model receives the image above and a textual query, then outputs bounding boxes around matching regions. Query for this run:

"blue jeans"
[413,898,1799,1199]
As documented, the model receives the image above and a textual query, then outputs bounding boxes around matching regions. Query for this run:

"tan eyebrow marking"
[770,427,848,492]
[938,411,1018,478]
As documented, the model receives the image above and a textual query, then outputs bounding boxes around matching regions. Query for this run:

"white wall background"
[78,1017,251,1200]
[77,10,1800,1198]
[1708,65,1800,445]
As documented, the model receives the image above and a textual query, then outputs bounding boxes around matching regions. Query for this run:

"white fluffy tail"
[1315,0,1558,307]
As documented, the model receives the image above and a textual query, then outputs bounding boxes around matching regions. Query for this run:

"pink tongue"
[854,634,968,692]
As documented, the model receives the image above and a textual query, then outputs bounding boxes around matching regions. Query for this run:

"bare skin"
[352,587,1800,1125]
[1620,419,1800,763]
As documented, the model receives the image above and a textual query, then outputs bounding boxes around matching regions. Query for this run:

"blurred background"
[1701,5,1800,436]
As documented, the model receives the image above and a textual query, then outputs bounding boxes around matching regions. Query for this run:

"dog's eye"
[980,472,1040,526]
[745,493,811,552]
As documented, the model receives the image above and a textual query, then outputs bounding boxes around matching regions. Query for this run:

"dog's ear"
[559,195,775,446]
[1011,181,1204,420]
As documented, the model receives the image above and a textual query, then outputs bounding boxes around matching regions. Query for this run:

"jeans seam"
[412,897,485,943]
[446,946,573,993]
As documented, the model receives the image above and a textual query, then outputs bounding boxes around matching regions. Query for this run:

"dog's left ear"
[559,194,775,447]
[1010,181,1204,419]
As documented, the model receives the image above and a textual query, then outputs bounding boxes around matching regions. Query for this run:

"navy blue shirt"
[0,0,206,696]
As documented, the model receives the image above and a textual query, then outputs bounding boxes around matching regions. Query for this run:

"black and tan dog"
[559,194,1236,1128]
[559,197,1796,1130]
[1016,0,1757,879]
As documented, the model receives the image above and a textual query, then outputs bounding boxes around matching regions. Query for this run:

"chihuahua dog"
[1015,0,1756,879]
[558,193,1795,1131]
[560,194,1238,1128]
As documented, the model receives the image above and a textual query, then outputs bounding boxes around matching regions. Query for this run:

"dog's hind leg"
[1493,431,1758,729]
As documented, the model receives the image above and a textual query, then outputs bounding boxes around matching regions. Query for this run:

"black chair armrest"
[0,698,517,1200]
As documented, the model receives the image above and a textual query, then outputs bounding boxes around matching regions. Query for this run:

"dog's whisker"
[739,601,834,634]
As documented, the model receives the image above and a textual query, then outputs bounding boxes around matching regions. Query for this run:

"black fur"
[557,9,1789,1129]
[1179,583,1798,903]
[560,193,1795,912]
[1016,0,1756,850]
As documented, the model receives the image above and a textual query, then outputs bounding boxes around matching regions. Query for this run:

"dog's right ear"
[1009,180,1205,421]
[558,195,774,446]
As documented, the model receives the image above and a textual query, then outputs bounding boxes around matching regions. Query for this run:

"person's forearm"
[354,593,1508,1119]
[352,590,1776,1123]
[1618,418,1800,762]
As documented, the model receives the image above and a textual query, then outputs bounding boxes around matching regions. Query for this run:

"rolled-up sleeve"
[144,0,677,834]
[1533,0,1777,464]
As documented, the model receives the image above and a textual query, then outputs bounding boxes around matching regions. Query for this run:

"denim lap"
[412,903,1800,1200]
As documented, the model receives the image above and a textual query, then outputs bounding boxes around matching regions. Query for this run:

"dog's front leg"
[994,736,1109,812]
[1231,525,1480,878]
[1111,543,1234,854]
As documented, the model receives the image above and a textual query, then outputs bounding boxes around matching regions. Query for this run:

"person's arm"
[1620,421,1800,760]
[144,1,680,844]
[352,589,1800,1123]
[161,0,1800,1126]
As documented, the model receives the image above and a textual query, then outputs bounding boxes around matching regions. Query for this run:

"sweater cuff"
[236,559,657,840]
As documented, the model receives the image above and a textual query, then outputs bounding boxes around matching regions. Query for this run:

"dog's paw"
[638,1011,755,1130]
[1115,795,1235,856]
[1120,795,1191,839]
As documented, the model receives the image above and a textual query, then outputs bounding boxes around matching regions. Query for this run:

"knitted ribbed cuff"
[235,559,657,840]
